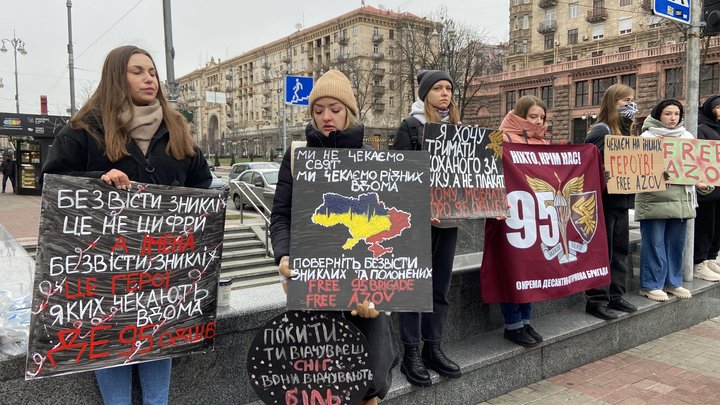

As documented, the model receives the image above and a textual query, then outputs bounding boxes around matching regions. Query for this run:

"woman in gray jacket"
[635,99,712,301]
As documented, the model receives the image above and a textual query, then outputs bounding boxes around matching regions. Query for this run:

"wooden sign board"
[604,135,666,194]
[663,138,720,185]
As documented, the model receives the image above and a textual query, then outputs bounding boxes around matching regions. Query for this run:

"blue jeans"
[95,359,172,405]
[640,219,687,290]
[499,303,532,329]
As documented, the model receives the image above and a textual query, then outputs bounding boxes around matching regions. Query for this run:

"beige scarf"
[121,100,163,154]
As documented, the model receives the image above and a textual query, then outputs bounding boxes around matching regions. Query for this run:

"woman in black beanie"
[693,96,720,281]
[392,69,462,387]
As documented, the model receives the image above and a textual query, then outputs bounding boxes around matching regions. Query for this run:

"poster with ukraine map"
[288,148,432,312]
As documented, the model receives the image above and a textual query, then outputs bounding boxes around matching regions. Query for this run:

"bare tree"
[337,58,378,122]
[76,79,97,109]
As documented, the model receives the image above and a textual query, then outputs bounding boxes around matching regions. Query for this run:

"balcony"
[338,35,349,46]
[372,52,385,60]
[586,7,608,23]
[372,68,385,77]
[282,56,291,64]
[538,0,557,8]
[262,62,271,69]
[263,88,272,96]
[373,85,385,94]
[537,20,557,34]
[372,34,384,44]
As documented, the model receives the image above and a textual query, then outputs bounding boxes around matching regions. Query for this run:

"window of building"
[665,67,683,98]
[649,15,662,28]
[373,27,379,36]
[545,7,556,21]
[568,28,578,45]
[523,15,529,29]
[388,47,394,57]
[506,91,516,113]
[544,34,555,50]
[514,17,519,31]
[522,39,528,54]
[621,74,637,89]
[619,18,632,35]
[389,80,395,90]
[293,47,297,56]
[389,96,395,107]
[373,46,379,54]
[569,2,579,18]
[352,26,358,36]
[519,88,537,97]
[389,29,394,40]
[523,0,530,3]
[575,81,588,107]
[591,50,604,57]
[701,64,719,96]
[568,55,578,61]
[620,0,632,5]
[541,85,553,108]
[592,77,614,105]
[592,23,604,40]
[353,43,358,54]
[619,45,632,52]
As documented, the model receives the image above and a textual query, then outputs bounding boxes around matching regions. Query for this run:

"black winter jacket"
[42,119,211,189]
[1,159,15,177]
[269,124,365,264]
[697,96,720,202]
[584,120,635,210]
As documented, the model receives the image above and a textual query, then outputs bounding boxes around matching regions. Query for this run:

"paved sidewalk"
[480,317,720,404]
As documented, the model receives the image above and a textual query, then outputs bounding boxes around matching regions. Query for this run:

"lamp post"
[432,20,456,71]
[1,31,28,114]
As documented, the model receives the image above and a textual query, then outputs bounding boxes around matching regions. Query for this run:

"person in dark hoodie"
[392,69,462,387]
[1,154,15,193]
[693,95,720,281]
[584,84,639,320]
[269,69,399,405]
[42,45,211,405]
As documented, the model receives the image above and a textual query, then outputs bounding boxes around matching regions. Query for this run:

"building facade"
[176,6,436,158]
[506,0,683,70]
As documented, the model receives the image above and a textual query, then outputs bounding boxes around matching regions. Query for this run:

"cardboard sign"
[247,311,371,404]
[481,143,611,303]
[604,135,666,194]
[662,137,720,186]
[26,174,227,379]
[423,123,507,219]
[288,148,432,312]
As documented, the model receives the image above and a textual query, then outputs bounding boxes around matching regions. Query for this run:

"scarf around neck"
[121,100,163,154]
[499,111,547,144]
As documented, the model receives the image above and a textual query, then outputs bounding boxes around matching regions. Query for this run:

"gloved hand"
[604,171,611,182]
[663,171,671,181]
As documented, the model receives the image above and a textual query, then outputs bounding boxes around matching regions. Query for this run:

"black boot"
[504,327,539,348]
[422,342,462,378]
[400,344,432,387]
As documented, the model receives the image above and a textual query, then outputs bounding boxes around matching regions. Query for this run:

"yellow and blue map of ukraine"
[311,192,412,257]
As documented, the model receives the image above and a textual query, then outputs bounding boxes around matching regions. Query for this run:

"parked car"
[209,171,228,192]
[228,161,279,181]
[229,168,279,211]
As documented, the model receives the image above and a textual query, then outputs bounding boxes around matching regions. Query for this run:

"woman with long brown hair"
[584,83,638,320]
[42,45,211,404]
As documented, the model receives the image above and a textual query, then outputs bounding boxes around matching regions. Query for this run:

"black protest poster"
[25,174,227,379]
[423,123,507,219]
[247,311,371,404]
[288,148,432,312]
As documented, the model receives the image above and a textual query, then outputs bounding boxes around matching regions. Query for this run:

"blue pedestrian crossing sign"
[652,0,690,25]
[285,75,314,105]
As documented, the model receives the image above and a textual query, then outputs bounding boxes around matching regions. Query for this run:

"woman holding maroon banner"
[42,46,211,404]
[636,99,713,301]
[483,95,549,348]
[391,69,462,387]
[270,69,398,405]
[584,84,639,320]
[693,95,720,282]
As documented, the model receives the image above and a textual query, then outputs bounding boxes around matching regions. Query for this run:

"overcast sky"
[0,0,509,116]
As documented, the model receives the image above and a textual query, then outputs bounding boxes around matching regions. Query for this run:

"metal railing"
[230,179,271,257]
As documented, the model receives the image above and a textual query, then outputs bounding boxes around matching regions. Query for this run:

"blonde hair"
[71,45,196,162]
[310,98,360,132]
[596,84,634,135]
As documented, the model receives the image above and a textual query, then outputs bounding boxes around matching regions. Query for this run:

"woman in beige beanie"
[270,69,399,404]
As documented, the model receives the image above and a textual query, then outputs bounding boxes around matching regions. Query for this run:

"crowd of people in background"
[24,42,720,404]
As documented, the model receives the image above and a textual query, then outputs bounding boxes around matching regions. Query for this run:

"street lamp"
[432,20,456,71]
[1,31,28,114]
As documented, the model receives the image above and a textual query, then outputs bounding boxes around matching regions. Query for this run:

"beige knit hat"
[309,70,358,116]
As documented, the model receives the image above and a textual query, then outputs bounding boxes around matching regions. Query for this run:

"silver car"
[229,168,279,211]
[228,161,280,181]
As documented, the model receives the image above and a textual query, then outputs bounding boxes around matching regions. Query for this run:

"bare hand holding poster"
[26,174,226,379]
[288,148,431,312]
[423,123,507,219]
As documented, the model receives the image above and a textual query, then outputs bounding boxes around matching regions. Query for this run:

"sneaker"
[705,260,720,275]
[663,286,692,299]
[694,263,720,282]
[639,289,669,302]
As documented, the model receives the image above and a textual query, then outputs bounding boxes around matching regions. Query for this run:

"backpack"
[403,116,423,150]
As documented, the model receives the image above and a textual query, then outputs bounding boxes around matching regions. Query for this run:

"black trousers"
[398,226,457,345]
[694,200,720,264]
[586,207,629,306]
[348,313,400,400]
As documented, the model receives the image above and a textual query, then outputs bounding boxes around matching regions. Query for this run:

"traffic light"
[705,0,720,35]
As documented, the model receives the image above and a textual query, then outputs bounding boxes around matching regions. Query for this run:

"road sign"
[652,0,691,25]
[285,75,313,105]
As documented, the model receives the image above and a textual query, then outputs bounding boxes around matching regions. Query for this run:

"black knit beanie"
[650,99,684,122]
[417,69,453,101]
